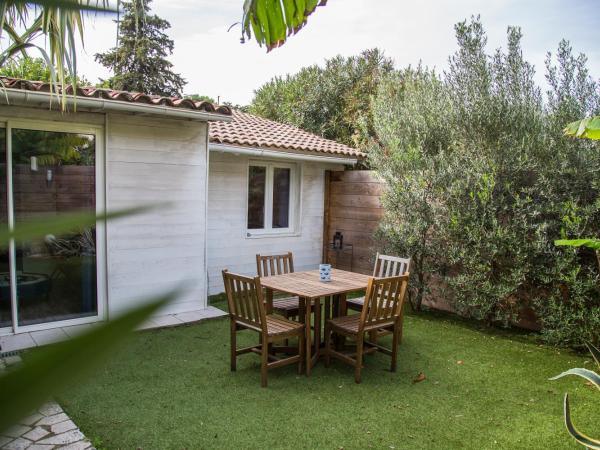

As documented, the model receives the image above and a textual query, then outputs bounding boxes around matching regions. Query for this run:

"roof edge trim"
[209,143,358,165]
[0,88,233,122]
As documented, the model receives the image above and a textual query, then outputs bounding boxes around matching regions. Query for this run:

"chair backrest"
[359,274,410,330]
[372,253,411,278]
[222,269,267,331]
[256,252,294,277]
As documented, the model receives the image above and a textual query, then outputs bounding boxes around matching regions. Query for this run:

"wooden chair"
[256,252,300,319]
[222,269,305,387]
[325,274,409,383]
[345,253,410,342]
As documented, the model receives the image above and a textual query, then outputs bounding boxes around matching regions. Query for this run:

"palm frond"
[1,1,116,108]
[3,0,117,13]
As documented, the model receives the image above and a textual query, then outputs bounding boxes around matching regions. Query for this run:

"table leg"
[304,297,312,376]
[313,297,321,366]
[334,293,347,350]
[339,293,347,316]
[332,294,340,318]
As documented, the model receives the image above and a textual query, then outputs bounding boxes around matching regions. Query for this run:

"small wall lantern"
[333,231,343,249]
[30,156,38,172]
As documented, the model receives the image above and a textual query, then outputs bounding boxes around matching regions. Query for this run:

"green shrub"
[369,17,600,347]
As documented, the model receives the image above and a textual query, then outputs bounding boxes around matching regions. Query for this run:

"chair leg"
[369,330,378,345]
[261,335,269,388]
[230,320,237,372]
[314,299,321,347]
[298,331,305,374]
[340,296,348,316]
[391,323,399,372]
[398,310,404,344]
[355,333,364,384]
[324,324,332,367]
[284,311,289,348]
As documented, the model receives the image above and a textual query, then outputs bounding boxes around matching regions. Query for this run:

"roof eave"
[209,142,359,165]
[0,88,233,122]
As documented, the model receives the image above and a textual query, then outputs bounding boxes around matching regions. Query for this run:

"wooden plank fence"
[323,170,385,274]
[0,165,95,220]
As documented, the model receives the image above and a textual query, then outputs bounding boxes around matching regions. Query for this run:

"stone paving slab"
[0,306,227,352]
[0,333,35,353]
[29,329,68,347]
[0,401,93,450]
[0,355,94,450]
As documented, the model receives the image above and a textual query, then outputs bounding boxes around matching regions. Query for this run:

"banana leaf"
[555,239,600,250]
[241,0,327,51]
[564,116,600,140]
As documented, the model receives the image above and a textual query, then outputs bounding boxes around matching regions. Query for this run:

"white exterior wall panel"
[105,114,209,316]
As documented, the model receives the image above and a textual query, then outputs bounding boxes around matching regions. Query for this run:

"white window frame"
[245,160,301,238]
[0,117,106,336]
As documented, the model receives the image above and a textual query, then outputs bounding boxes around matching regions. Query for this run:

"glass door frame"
[0,117,107,335]
[0,121,9,336]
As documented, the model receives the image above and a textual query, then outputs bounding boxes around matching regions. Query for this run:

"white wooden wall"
[207,151,343,295]
[106,114,209,316]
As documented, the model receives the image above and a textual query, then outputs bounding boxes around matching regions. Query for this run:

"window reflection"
[247,165,266,229]
[12,129,97,326]
[272,167,290,228]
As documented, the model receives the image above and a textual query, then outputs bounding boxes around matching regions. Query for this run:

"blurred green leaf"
[554,239,600,250]
[564,116,600,140]
[0,289,179,432]
[562,394,600,450]
[0,205,158,249]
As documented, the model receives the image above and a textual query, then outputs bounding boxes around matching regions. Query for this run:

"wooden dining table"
[261,268,371,375]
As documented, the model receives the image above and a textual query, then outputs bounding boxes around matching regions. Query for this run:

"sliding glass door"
[0,121,102,332]
[0,127,10,329]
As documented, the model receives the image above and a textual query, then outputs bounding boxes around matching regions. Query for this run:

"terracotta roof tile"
[0,77,232,116]
[209,110,365,158]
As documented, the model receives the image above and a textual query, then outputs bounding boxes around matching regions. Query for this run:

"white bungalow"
[0,78,362,343]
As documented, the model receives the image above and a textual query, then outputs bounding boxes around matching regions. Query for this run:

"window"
[247,162,298,235]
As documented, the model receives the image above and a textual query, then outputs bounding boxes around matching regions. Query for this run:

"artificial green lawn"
[60,300,598,449]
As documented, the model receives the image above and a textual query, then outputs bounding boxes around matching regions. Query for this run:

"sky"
[76,0,600,105]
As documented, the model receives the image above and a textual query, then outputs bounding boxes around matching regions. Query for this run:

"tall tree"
[95,0,185,96]
[251,48,394,149]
